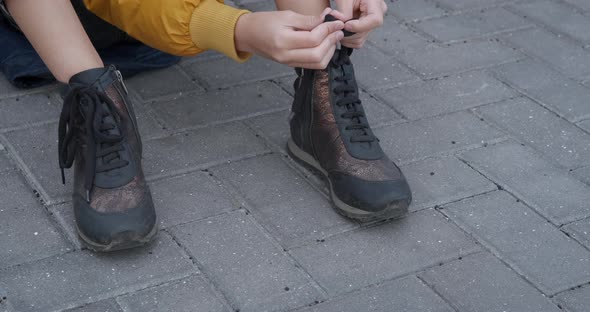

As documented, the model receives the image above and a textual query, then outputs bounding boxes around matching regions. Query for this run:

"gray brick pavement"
[1,1,588,311]
[474,97,590,169]
[491,59,590,122]
[442,191,590,295]
[297,276,454,312]
[419,252,561,312]
[554,285,590,312]
[459,141,590,225]
[412,7,530,43]
[376,70,517,120]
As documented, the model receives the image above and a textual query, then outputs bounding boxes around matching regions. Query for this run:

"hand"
[331,0,388,48]
[234,8,345,69]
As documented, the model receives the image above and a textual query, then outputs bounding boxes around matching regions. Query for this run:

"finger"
[284,31,343,64]
[344,1,384,33]
[341,36,367,49]
[328,10,350,21]
[286,8,330,30]
[288,44,337,69]
[287,20,344,48]
[334,0,355,20]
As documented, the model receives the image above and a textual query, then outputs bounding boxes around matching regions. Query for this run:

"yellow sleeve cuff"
[189,0,252,63]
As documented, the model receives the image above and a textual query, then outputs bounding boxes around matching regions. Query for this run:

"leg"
[274,0,330,16]
[7,0,157,251]
[6,0,102,82]
[281,0,412,222]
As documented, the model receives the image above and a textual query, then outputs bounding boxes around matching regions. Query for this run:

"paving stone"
[0,76,57,99]
[148,81,291,130]
[126,66,203,101]
[290,209,479,295]
[0,92,60,129]
[578,118,590,132]
[239,0,275,11]
[170,211,324,312]
[4,122,75,203]
[0,170,71,268]
[186,56,292,90]
[0,234,193,312]
[133,102,169,140]
[150,172,238,229]
[247,110,291,150]
[443,191,590,295]
[117,275,230,312]
[503,28,590,78]
[563,217,590,250]
[378,71,516,120]
[492,59,590,122]
[419,252,560,312]
[370,16,431,55]
[143,122,268,177]
[47,203,82,249]
[390,0,448,22]
[459,142,590,225]
[402,156,496,211]
[413,8,529,43]
[64,300,121,312]
[0,152,13,173]
[475,97,590,169]
[298,276,453,312]
[573,165,590,185]
[563,0,590,11]
[212,154,356,247]
[435,0,511,10]
[395,40,523,79]
[351,46,419,90]
[554,285,590,312]
[375,111,504,162]
[511,0,590,44]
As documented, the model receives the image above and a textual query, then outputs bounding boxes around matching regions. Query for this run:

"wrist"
[235,12,253,53]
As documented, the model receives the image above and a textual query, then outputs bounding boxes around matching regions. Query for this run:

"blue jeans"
[0,16,181,89]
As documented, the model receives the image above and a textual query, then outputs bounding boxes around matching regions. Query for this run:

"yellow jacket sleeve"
[83,0,251,62]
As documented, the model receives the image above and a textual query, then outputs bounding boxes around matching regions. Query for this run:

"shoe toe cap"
[330,172,412,213]
[73,194,157,250]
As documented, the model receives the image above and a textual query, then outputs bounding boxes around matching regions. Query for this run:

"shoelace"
[58,86,129,202]
[332,48,376,143]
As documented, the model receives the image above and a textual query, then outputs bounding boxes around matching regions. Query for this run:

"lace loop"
[332,48,376,144]
[58,86,129,200]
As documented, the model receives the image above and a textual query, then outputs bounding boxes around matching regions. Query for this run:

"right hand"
[235,8,345,69]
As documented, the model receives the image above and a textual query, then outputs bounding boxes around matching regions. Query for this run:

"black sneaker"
[58,65,157,251]
[287,47,412,222]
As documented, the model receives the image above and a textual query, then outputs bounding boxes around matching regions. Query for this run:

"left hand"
[331,0,388,48]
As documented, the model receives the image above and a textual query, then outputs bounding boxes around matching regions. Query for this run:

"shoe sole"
[77,222,158,252]
[287,139,409,223]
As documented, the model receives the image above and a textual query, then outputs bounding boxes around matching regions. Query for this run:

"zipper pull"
[115,70,129,95]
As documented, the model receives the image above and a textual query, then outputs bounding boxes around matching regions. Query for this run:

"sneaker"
[287,47,412,222]
[58,65,157,251]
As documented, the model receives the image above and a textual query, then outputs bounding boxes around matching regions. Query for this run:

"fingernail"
[344,24,353,31]
[337,31,345,40]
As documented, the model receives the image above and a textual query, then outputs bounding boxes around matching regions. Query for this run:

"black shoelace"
[58,86,129,202]
[332,48,376,143]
